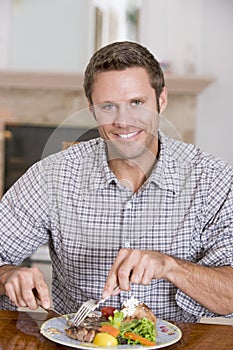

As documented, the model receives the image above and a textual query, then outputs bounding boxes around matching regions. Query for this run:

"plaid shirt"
[0,132,232,322]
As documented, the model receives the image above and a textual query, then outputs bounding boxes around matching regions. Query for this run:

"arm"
[102,248,233,315]
[0,264,51,309]
[0,161,52,309]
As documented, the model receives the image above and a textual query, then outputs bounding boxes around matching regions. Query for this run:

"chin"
[107,142,145,161]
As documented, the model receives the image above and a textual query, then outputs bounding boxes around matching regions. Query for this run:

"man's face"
[90,67,167,162]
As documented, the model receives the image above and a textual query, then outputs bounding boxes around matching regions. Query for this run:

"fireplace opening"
[4,123,99,193]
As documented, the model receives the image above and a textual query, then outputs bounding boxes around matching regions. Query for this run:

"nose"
[113,103,134,128]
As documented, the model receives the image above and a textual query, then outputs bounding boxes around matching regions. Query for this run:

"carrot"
[98,324,120,338]
[124,332,156,346]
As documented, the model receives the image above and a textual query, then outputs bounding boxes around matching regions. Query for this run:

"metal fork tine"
[73,312,88,326]
[72,299,97,327]
[72,308,87,324]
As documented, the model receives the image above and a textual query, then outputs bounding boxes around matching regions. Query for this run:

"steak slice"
[124,303,157,324]
[65,315,105,342]
[65,326,96,342]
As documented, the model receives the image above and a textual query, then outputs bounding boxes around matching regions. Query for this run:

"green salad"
[104,310,156,345]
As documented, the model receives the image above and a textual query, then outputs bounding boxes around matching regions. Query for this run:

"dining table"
[0,310,232,350]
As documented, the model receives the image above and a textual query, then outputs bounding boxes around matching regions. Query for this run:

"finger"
[34,279,51,309]
[102,248,130,298]
[140,257,156,285]
[4,269,30,307]
[20,267,50,309]
[117,250,140,290]
[5,281,24,307]
[19,270,39,309]
[102,273,118,299]
[133,251,159,285]
[21,287,38,309]
[130,263,145,284]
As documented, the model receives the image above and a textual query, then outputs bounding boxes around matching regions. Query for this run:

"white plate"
[40,314,182,349]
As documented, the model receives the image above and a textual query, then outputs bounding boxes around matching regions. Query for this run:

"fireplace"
[4,123,99,193]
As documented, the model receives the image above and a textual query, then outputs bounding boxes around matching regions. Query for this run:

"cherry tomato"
[101,306,116,319]
[93,333,118,347]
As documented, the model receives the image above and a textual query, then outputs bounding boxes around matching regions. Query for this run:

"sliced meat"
[124,303,156,324]
[84,329,96,343]
[65,315,104,342]
[65,326,97,342]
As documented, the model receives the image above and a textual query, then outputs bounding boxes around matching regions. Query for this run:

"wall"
[196,0,233,165]
[140,0,233,166]
[9,0,94,72]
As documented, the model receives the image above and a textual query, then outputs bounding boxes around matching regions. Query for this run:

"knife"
[33,288,62,318]
[39,304,62,318]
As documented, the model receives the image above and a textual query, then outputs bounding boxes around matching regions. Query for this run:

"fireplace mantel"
[0,70,214,95]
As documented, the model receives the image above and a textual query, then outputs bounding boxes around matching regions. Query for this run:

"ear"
[159,87,168,114]
[88,101,97,120]
[88,100,93,112]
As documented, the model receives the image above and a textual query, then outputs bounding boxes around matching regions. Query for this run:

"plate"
[40,314,182,349]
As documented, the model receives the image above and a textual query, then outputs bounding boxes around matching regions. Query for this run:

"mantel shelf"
[165,74,215,95]
[0,70,215,95]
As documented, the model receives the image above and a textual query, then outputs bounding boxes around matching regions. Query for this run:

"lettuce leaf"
[103,311,156,345]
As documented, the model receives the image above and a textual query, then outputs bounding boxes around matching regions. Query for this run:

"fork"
[72,286,120,327]
[71,299,100,327]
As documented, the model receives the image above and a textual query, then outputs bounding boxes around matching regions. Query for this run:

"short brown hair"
[84,41,165,112]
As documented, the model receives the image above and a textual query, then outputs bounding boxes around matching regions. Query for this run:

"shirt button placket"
[122,199,133,248]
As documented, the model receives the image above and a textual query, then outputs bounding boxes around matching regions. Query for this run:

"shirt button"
[125,202,132,209]
[125,242,130,248]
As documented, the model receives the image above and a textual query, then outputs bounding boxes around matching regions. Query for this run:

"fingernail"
[43,300,50,309]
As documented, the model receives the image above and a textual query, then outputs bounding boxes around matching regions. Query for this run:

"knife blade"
[39,304,62,318]
[33,288,62,318]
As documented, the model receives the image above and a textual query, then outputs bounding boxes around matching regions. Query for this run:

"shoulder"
[40,137,102,169]
[165,135,232,178]
[15,138,103,187]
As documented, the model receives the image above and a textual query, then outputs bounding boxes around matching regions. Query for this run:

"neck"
[108,149,158,192]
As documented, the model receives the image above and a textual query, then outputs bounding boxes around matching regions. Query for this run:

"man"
[0,41,232,322]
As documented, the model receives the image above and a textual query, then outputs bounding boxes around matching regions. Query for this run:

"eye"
[131,100,143,106]
[100,103,117,111]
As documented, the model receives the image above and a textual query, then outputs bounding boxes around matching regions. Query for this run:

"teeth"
[118,131,138,139]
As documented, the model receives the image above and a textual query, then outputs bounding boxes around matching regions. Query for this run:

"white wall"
[140,0,233,166]
[0,0,11,69]
[196,0,233,166]
[9,0,94,72]
[140,0,203,74]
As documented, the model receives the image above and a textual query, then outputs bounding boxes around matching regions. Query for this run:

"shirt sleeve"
[176,161,233,319]
[0,160,51,267]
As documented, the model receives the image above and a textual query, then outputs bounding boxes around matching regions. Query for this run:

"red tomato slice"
[101,306,116,318]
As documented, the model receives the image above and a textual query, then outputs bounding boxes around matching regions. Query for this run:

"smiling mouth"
[117,131,140,139]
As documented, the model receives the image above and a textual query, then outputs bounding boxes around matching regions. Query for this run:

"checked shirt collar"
[93,131,181,195]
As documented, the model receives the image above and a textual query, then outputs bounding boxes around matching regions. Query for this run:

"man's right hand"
[0,265,51,310]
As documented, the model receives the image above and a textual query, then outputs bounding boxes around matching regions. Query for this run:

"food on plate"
[101,306,116,318]
[65,315,106,343]
[46,327,63,334]
[93,332,118,346]
[122,297,156,324]
[65,297,157,346]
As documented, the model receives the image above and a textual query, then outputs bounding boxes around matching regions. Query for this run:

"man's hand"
[0,265,51,310]
[102,248,170,298]
[102,248,233,315]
